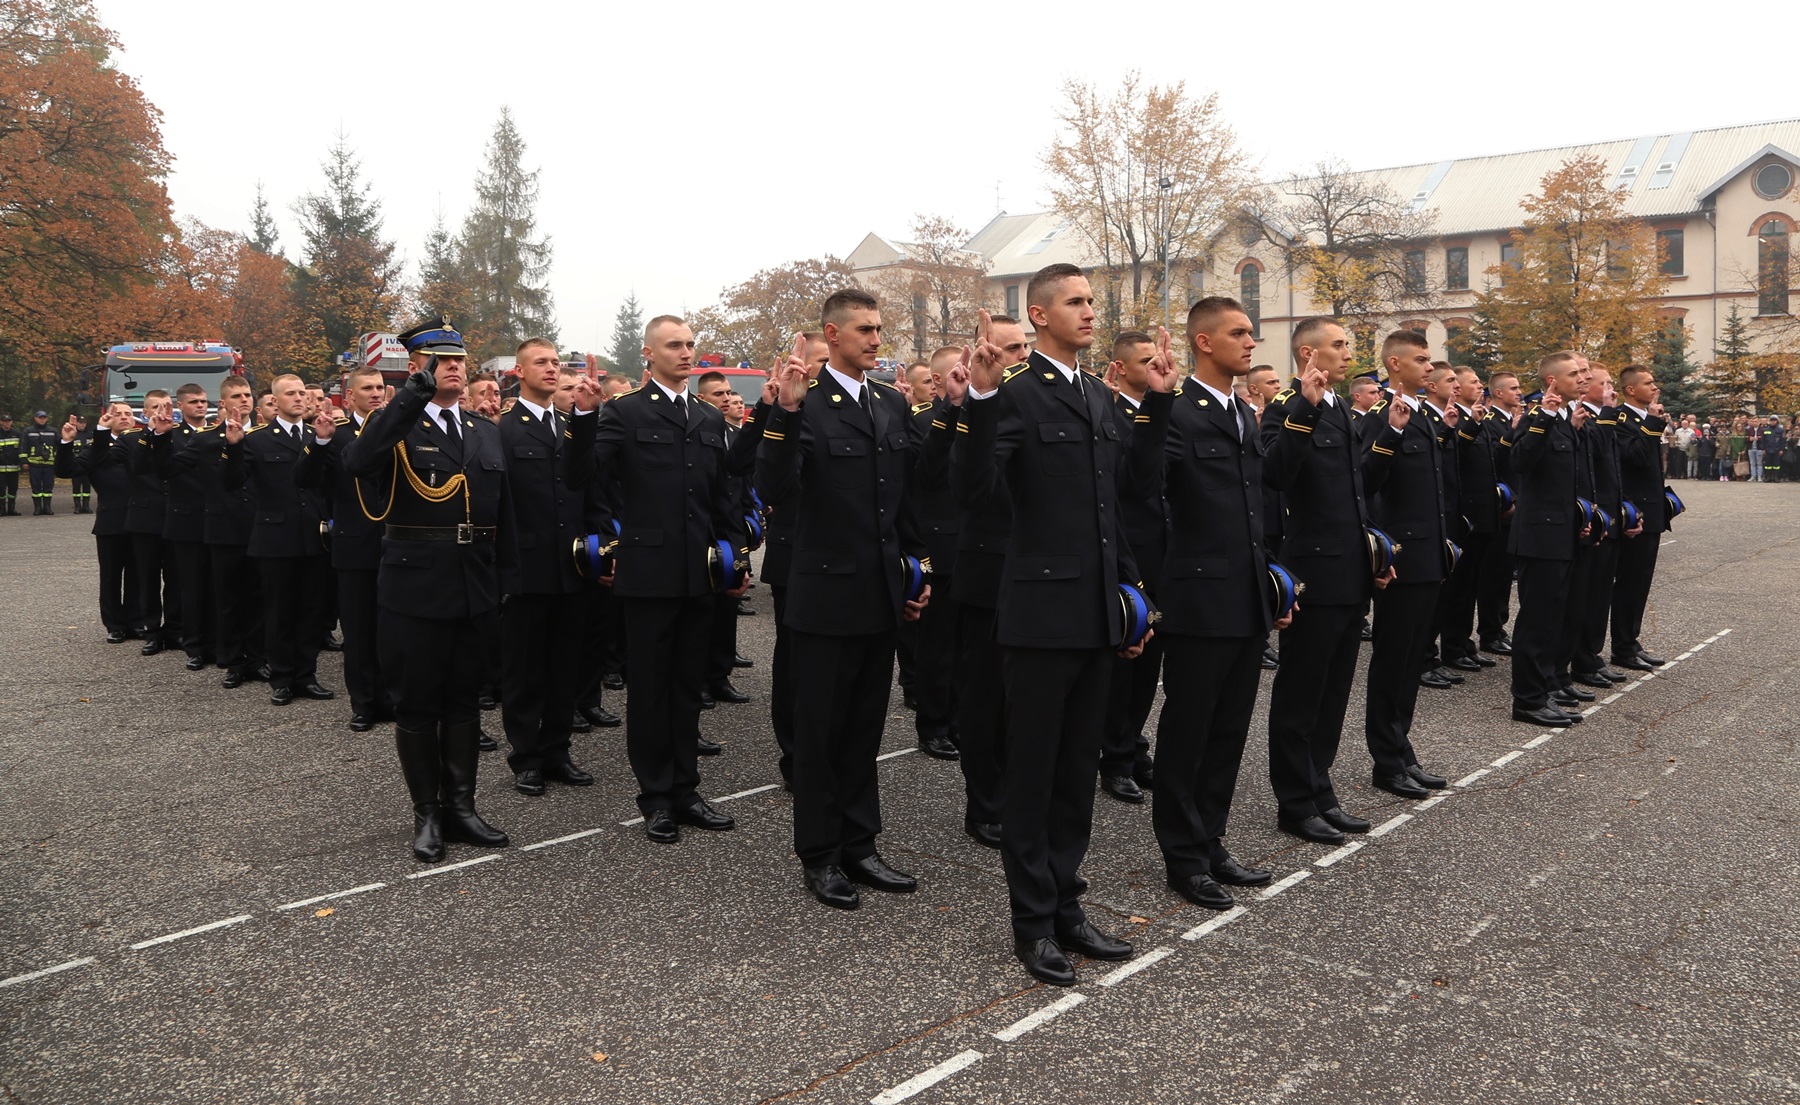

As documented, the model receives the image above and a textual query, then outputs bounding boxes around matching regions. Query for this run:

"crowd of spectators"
[1667,413,1797,482]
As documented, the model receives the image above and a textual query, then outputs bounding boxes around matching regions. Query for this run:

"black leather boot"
[439,720,509,848]
[394,725,445,862]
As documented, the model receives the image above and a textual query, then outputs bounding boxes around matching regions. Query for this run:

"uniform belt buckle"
[456,523,474,545]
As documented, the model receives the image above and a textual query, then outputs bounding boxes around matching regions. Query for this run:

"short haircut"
[1425,365,1455,385]
[306,383,326,393]
[516,337,558,357]
[1187,295,1247,336]
[906,362,933,378]
[175,382,207,401]
[1350,377,1379,392]
[1248,365,1279,386]
[644,314,686,343]
[1454,365,1482,380]
[1489,370,1519,388]
[469,372,498,386]
[1381,330,1429,362]
[1026,263,1085,308]
[1586,361,1613,379]
[270,373,303,390]
[1113,330,1154,358]
[144,388,170,402]
[344,366,381,387]
[821,288,879,327]
[801,331,824,344]
[256,390,272,402]
[1290,316,1339,360]
[696,370,727,388]
[988,314,1020,327]
[1430,360,1451,372]
[1539,350,1579,376]
[219,376,253,395]
[1618,365,1651,389]
[928,348,961,372]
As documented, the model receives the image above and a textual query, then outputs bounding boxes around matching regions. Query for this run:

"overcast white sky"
[104,0,1769,356]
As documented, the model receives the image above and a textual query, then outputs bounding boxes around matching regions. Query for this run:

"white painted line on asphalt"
[1601,692,1624,704]
[519,828,604,852]
[1453,768,1491,787]
[1456,914,1498,946]
[276,883,387,911]
[620,816,645,827]
[1617,680,1640,692]
[1717,628,1733,637]
[1261,870,1312,899]
[1660,539,1676,546]
[0,957,95,989]
[992,993,1086,1040]
[1413,795,1449,811]
[869,1050,984,1104]
[1491,750,1524,768]
[403,855,501,880]
[1369,814,1412,838]
[1581,705,1603,717]
[1096,946,1175,988]
[1181,906,1246,941]
[129,915,251,951]
[1315,841,1365,868]
[715,783,780,803]
[1523,732,1556,749]
[1675,651,1694,661]
[874,748,917,762]
[1640,673,1657,681]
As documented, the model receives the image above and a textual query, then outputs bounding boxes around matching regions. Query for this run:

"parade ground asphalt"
[2,479,1798,1105]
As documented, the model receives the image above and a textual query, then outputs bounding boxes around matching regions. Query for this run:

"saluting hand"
[944,351,971,407]
[59,416,79,443]
[571,376,603,412]
[312,411,336,441]
[1442,403,1460,429]
[1296,348,1326,406]
[1648,401,1666,419]
[776,333,810,412]
[1540,389,1564,415]
[1570,400,1590,430]
[1386,397,1411,432]
[1471,400,1488,425]
[222,417,244,445]
[762,364,780,407]
[148,408,173,435]
[967,310,1005,394]
[1145,327,1177,394]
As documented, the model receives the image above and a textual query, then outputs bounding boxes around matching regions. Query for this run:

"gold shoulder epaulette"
[1526,403,1541,416]
[1274,388,1295,403]
[911,401,933,414]
[1002,364,1030,383]
[1370,398,1389,413]
[807,379,819,389]
[245,423,265,434]
[335,417,351,425]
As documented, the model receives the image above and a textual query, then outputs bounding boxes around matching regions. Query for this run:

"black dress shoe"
[1419,669,1455,689]
[1099,774,1145,804]
[1014,937,1075,986]
[644,809,679,844]
[570,712,592,733]
[804,866,859,910]
[1320,806,1371,833]
[1558,683,1596,702]
[1261,647,1279,670]
[1372,771,1429,799]
[478,729,498,751]
[348,713,374,732]
[1597,668,1627,683]
[963,817,1002,849]
[221,670,246,689]
[902,689,918,711]
[1482,636,1514,655]
[1214,856,1274,887]
[1513,703,1574,727]
[253,664,272,682]
[603,673,625,691]
[1473,654,1497,667]
[105,630,126,644]
[696,735,722,756]
[579,704,622,728]
[514,768,546,797]
[1360,622,1374,640]
[1447,656,1483,672]
[1168,873,1235,911]
[708,681,750,704]
[185,655,207,671]
[918,734,960,760]
[1133,763,1155,790]
[296,682,335,700]
[1434,665,1465,684]
[845,853,916,893]
[1054,920,1133,961]
[1612,653,1654,672]
[544,761,593,786]
[735,600,755,617]
[1572,671,1613,689]
[732,653,754,668]
[140,639,165,657]
[1638,650,1665,666]
[321,633,343,652]
[478,694,498,711]
[269,686,294,706]
[1279,814,1345,845]
[698,690,715,710]
[1404,764,1447,789]
[674,800,734,831]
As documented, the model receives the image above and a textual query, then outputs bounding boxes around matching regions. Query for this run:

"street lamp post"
[1158,176,1174,333]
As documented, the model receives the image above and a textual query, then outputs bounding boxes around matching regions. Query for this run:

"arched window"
[1759,220,1790,316]
[1238,263,1261,338]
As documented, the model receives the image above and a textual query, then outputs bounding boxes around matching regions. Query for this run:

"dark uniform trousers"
[260,555,331,690]
[130,533,177,642]
[1477,522,1514,642]
[1101,633,1160,779]
[1366,581,1440,775]
[1610,532,1659,660]
[705,591,740,687]
[502,594,580,773]
[1155,635,1263,876]
[1269,603,1363,821]
[574,586,616,715]
[954,602,1006,826]
[337,568,380,712]
[170,540,213,660]
[99,535,141,634]
[768,584,795,783]
[212,544,264,675]
[1511,556,1570,709]
[380,608,483,729]
[622,595,712,813]
[955,355,1142,941]
[1575,538,1619,676]
[791,629,894,866]
[1438,530,1490,663]
[911,578,958,744]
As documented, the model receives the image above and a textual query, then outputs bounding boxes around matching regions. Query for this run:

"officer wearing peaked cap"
[339,317,514,863]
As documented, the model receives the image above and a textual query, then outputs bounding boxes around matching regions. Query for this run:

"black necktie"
[289,424,300,444]
[857,385,872,422]
[674,394,687,423]
[441,409,460,444]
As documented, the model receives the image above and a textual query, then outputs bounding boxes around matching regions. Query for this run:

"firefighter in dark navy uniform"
[337,317,513,863]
